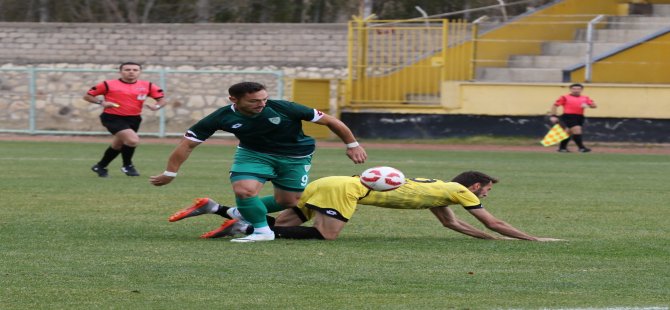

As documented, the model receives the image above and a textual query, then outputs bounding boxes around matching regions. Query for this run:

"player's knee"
[232,187,258,199]
[318,228,340,240]
[323,235,338,240]
[233,190,256,199]
[124,138,140,147]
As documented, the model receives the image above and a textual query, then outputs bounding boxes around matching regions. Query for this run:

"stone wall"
[0,22,348,67]
[0,64,346,135]
[0,22,350,135]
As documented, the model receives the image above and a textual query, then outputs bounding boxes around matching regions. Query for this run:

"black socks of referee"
[97,145,136,168]
[572,135,586,149]
[120,145,136,167]
[559,137,571,150]
[559,135,586,150]
[98,146,120,167]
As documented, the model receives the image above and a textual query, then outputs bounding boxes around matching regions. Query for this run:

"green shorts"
[230,147,313,192]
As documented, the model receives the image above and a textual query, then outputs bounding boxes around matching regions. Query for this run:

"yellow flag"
[541,124,570,146]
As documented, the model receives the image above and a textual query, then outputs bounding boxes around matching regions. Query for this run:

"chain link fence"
[0,68,284,137]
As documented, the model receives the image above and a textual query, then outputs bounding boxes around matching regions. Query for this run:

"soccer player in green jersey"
[150,82,367,242]
[184,171,562,241]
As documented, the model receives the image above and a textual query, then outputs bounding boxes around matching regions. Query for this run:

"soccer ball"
[360,166,406,191]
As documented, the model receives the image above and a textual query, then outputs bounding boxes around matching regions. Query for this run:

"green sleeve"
[185,108,226,142]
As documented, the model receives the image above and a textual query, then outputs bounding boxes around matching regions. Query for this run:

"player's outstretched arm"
[467,208,563,241]
[314,114,367,164]
[430,207,500,239]
[150,138,201,186]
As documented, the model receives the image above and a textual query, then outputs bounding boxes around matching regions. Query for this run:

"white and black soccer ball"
[360,166,406,191]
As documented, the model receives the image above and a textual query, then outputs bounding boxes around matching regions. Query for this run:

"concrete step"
[508,55,582,68]
[541,42,621,56]
[476,67,563,83]
[475,10,670,83]
[606,16,670,29]
[574,28,666,43]
[652,4,670,16]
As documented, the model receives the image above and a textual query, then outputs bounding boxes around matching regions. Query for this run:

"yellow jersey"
[358,177,482,210]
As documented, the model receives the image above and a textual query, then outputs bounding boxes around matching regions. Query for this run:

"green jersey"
[185,99,323,156]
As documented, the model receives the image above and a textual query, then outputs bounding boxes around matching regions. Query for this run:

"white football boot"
[230,231,275,243]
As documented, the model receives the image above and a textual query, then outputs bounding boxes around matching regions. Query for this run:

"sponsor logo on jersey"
[268,117,281,125]
[137,94,147,100]
[304,165,311,172]
[232,123,243,129]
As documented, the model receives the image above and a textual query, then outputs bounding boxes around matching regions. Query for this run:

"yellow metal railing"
[346,17,472,107]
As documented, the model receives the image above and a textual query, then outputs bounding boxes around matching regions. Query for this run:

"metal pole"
[415,6,429,28]
[497,0,508,22]
[471,16,488,81]
[158,68,167,138]
[28,67,37,134]
[585,15,605,83]
[275,70,285,99]
[360,0,373,19]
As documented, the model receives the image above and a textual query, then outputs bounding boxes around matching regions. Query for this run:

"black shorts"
[100,113,142,134]
[560,114,585,128]
[305,203,349,223]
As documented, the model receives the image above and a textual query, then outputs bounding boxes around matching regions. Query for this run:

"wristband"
[346,141,360,148]
[94,100,103,105]
[162,171,177,177]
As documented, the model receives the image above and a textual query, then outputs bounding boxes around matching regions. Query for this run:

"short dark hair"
[451,171,498,187]
[569,83,584,89]
[228,82,266,99]
[119,62,142,71]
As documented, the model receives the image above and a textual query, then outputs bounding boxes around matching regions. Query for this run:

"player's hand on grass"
[150,174,174,186]
[346,146,367,164]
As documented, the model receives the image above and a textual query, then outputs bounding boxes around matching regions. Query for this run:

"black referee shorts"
[99,113,142,134]
[560,114,585,128]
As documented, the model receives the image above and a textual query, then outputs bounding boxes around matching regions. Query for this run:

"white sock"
[210,204,219,213]
[254,226,272,234]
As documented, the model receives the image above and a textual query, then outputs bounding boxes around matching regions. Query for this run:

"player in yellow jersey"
[188,171,562,241]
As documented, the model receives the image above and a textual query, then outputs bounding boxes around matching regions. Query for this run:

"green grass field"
[1,140,668,309]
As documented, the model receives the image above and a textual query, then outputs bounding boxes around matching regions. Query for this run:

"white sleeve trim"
[184,130,205,143]
[310,109,325,122]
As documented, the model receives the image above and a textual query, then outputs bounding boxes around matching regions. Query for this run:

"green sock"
[236,196,268,228]
[260,195,286,213]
